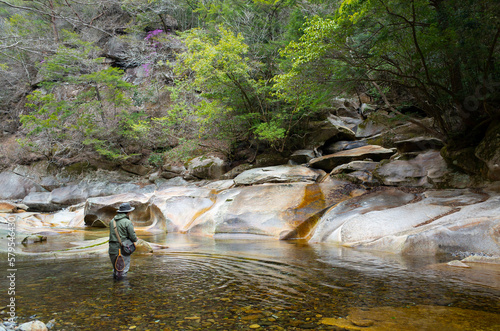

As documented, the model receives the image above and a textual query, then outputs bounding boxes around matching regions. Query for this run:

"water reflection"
[2,233,499,330]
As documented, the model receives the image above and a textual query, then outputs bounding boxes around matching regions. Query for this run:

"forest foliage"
[0,0,499,166]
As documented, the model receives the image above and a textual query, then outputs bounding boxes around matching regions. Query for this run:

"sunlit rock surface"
[149,186,216,232]
[312,189,499,256]
[188,181,350,238]
[310,188,416,243]
[83,192,154,227]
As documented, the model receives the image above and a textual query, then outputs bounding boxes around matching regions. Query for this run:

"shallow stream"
[1,232,499,330]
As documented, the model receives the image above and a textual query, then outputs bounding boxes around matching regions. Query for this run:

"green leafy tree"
[175,25,294,150]
[19,32,144,161]
[276,0,500,143]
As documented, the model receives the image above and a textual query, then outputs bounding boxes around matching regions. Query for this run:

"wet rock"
[0,172,47,200]
[17,320,48,331]
[322,305,500,330]
[309,145,395,172]
[135,238,153,253]
[461,255,500,264]
[234,165,321,185]
[339,200,452,244]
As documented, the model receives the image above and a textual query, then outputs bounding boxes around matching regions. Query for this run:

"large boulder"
[309,145,395,172]
[187,156,227,180]
[161,164,187,179]
[354,119,387,138]
[188,181,350,238]
[50,185,89,206]
[234,165,322,185]
[17,320,48,331]
[359,193,500,256]
[149,186,216,233]
[103,37,134,67]
[375,151,449,187]
[83,192,154,227]
[331,161,379,175]
[311,188,498,256]
[329,97,361,118]
[303,116,356,149]
[22,192,56,212]
[310,188,416,243]
[0,172,46,200]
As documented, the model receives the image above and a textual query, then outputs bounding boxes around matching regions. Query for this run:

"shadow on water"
[1,233,499,330]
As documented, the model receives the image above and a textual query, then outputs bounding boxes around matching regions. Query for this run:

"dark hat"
[117,203,135,213]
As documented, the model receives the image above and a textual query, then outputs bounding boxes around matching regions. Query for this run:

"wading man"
[109,203,138,280]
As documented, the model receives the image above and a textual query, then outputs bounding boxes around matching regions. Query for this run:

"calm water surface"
[2,232,499,330]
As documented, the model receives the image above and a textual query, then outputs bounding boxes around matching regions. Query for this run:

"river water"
[2,232,500,330]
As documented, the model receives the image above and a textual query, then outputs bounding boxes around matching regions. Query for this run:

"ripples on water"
[2,234,500,330]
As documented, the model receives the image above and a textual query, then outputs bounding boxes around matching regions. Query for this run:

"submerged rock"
[21,234,47,245]
[321,305,500,330]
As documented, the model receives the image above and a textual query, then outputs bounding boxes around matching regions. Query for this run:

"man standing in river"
[109,202,138,280]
